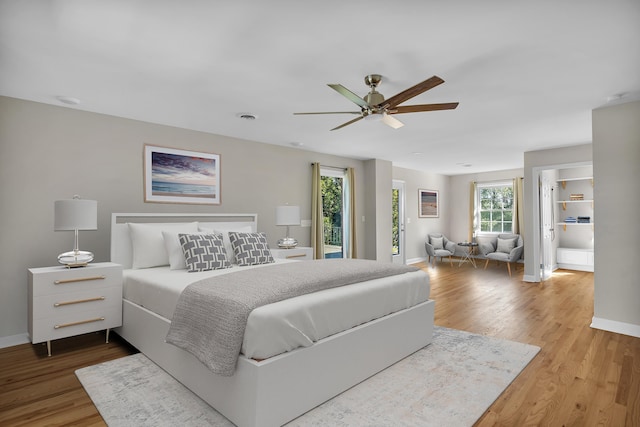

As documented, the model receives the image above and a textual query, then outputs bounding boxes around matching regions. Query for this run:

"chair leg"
[507,262,512,277]
[449,255,453,267]
[431,256,435,268]
[484,259,489,269]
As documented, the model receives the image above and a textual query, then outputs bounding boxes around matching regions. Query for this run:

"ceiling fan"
[294,74,458,131]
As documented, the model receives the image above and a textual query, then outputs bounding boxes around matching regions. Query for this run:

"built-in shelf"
[556,222,594,231]
[557,200,594,210]
[555,171,593,271]
[557,176,593,189]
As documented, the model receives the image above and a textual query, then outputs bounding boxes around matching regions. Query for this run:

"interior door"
[392,180,406,265]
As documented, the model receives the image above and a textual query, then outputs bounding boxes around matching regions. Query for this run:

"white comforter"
[123,260,430,359]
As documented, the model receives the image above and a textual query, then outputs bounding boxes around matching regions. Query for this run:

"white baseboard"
[0,333,30,349]
[591,317,640,338]
[522,274,538,283]
[407,257,427,265]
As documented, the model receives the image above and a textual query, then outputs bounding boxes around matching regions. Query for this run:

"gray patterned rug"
[76,327,539,426]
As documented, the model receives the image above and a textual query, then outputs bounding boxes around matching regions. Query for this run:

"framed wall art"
[418,189,438,218]
[144,144,220,205]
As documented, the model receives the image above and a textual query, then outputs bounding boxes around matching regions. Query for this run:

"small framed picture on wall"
[418,189,439,218]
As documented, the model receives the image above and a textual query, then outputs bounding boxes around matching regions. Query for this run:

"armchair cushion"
[431,236,444,250]
[479,242,495,256]
[496,237,517,254]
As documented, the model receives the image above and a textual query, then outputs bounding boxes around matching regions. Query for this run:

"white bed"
[111,213,435,427]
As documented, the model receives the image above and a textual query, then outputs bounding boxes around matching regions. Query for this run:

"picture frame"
[418,189,439,218]
[144,144,220,205]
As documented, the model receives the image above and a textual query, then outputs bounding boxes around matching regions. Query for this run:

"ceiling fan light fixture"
[294,74,458,130]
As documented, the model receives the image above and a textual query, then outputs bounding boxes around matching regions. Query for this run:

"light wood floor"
[1,261,639,426]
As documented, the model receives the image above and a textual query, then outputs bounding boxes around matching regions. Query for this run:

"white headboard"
[111,213,258,269]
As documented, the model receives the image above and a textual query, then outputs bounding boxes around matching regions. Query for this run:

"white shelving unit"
[555,175,594,272]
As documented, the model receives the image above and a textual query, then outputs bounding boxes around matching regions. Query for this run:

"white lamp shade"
[276,205,301,226]
[54,198,98,231]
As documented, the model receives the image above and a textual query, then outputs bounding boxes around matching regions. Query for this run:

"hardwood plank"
[1,264,639,426]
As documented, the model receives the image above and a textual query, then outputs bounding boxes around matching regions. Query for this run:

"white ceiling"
[1,1,639,175]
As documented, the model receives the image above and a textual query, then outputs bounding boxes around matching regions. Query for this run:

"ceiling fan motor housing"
[364,91,384,109]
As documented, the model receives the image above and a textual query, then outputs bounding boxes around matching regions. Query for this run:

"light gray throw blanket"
[165,259,419,376]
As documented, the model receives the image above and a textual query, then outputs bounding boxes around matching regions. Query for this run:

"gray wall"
[449,168,524,251]
[392,167,450,262]
[364,159,393,262]
[0,96,377,340]
[592,100,640,335]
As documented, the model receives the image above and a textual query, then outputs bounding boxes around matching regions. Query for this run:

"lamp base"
[58,250,94,268]
[277,237,298,249]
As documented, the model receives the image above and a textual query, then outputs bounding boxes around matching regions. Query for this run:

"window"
[476,182,513,233]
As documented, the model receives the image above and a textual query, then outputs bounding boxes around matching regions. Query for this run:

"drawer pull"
[54,296,105,307]
[54,317,105,329]
[54,275,106,285]
[285,253,307,259]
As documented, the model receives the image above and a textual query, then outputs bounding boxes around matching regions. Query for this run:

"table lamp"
[54,195,97,267]
[276,205,300,248]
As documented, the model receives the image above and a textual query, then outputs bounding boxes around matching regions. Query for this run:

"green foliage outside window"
[321,176,343,245]
[478,185,513,233]
[392,188,399,255]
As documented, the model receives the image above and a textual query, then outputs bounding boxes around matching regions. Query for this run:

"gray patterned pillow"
[228,231,275,266]
[179,233,230,272]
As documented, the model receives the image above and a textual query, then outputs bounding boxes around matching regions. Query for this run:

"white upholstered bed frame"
[111,213,435,427]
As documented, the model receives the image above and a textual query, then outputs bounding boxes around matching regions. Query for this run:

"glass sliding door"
[321,168,345,258]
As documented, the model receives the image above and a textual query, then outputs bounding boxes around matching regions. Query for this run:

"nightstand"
[270,246,313,260]
[28,262,123,356]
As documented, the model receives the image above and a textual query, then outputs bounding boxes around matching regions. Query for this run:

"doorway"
[321,168,345,258]
[392,180,406,265]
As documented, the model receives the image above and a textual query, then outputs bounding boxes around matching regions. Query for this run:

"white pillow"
[199,225,253,265]
[162,230,208,270]
[128,222,198,269]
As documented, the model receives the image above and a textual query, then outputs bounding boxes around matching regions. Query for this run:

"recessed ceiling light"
[411,152,424,155]
[236,113,257,120]
[56,96,81,105]
[457,162,472,168]
[290,142,304,147]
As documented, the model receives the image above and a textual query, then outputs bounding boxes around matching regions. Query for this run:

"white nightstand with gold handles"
[270,247,313,260]
[28,262,123,356]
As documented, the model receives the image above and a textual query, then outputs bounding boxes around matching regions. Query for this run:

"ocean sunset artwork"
[144,145,221,204]
[419,189,439,218]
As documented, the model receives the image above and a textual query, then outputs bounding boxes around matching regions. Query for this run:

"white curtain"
[345,167,357,258]
[311,163,324,259]
[469,181,477,241]
[513,177,524,237]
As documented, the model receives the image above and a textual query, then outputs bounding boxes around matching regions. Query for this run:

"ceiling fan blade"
[331,116,364,131]
[328,84,371,109]
[294,111,361,115]
[381,113,404,129]
[390,102,459,114]
[379,76,445,109]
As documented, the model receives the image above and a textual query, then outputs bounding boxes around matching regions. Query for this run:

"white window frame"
[475,180,514,235]
[320,167,349,257]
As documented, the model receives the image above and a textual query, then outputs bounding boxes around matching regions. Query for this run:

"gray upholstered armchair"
[424,233,456,268]
[480,233,524,277]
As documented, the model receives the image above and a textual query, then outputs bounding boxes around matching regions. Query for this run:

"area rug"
[75,327,539,426]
